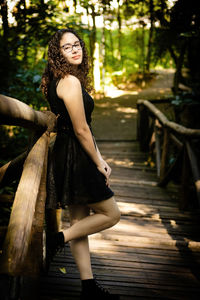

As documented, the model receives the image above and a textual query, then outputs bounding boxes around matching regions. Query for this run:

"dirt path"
[92,69,174,141]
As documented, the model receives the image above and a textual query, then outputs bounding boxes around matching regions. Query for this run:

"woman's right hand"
[97,160,110,186]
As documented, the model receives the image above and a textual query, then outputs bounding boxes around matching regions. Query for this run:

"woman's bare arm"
[57,75,108,179]
[93,137,112,178]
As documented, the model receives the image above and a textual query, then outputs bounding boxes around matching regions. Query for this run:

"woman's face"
[60,32,83,66]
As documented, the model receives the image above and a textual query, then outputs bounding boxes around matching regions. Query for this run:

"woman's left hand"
[103,160,112,176]
[101,159,112,186]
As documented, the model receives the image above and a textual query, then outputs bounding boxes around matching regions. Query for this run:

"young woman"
[41,28,121,300]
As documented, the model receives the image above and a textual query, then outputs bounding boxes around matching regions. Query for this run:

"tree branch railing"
[137,99,200,210]
[0,94,57,276]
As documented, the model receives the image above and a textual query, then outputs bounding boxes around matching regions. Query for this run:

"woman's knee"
[109,207,121,227]
[89,197,121,227]
[105,197,121,225]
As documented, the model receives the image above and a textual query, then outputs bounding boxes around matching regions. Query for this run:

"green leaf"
[59,267,67,274]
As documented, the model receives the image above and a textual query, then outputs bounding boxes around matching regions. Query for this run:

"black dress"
[46,79,114,209]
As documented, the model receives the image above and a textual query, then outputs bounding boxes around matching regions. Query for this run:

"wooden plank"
[89,233,200,250]
[38,141,200,299]
[58,250,200,269]
[111,166,157,175]
[116,201,199,218]
[120,216,200,237]
[186,141,200,205]
[0,131,50,276]
[115,195,178,207]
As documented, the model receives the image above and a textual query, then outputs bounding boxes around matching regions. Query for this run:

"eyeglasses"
[61,41,82,53]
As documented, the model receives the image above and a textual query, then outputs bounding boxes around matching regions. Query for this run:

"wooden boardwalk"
[37,141,200,300]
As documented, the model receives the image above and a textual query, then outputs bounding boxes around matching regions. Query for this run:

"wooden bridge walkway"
[37,140,200,300]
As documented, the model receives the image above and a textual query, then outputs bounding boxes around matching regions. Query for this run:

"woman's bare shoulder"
[57,75,81,99]
[60,74,80,87]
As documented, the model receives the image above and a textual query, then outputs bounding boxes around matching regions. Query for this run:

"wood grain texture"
[0,131,49,276]
[38,141,200,300]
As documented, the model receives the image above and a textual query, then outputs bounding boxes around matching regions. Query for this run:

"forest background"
[0,0,200,164]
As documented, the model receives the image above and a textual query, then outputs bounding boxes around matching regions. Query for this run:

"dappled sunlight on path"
[104,85,139,98]
[103,69,174,100]
[93,69,174,141]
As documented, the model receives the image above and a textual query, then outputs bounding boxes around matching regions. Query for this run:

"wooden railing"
[137,99,200,210]
[1,94,199,278]
[0,94,57,276]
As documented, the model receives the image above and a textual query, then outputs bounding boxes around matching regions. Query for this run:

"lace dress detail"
[46,80,114,208]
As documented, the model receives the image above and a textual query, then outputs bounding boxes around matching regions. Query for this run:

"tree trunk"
[0,0,10,89]
[109,22,114,64]
[22,0,28,63]
[117,0,122,61]
[173,41,187,94]
[141,21,145,75]
[140,1,145,76]
[146,0,154,72]
[89,4,96,85]
[101,15,106,93]
[73,0,77,10]
[0,0,9,42]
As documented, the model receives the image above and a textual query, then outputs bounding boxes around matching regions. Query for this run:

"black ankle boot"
[80,278,120,300]
[46,231,65,264]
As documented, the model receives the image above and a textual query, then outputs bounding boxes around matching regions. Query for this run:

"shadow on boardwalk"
[35,70,200,300]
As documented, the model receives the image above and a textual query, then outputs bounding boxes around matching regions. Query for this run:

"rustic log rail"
[0,94,57,277]
[137,99,200,210]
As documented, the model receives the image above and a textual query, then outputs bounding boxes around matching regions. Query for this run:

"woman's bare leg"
[62,197,120,242]
[61,198,120,298]
[68,205,93,280]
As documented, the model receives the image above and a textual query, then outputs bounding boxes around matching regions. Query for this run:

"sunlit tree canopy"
[0,0,199,106]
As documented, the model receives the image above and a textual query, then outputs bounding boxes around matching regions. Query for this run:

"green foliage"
[153,0,200,96]
[152,28,175,67]
[0,125,29,166]
[0,0,200,168]
[123,0,149,19]
[8,66,47,110]
[0,0,175,99]
[102,27,150,87]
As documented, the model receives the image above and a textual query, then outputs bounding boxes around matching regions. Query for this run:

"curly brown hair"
[41,28,92,97]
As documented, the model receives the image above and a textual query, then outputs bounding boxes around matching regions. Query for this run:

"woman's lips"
[72,55,80,60]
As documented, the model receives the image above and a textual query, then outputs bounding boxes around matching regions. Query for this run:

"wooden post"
[0,131,49,276]
[159,128,170,182]
[179,145,191,210]
[158,149,183,187]
[137,104,149,151]
[154,120,161,177]
[45,209,63,233]
[186,142,200,206]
